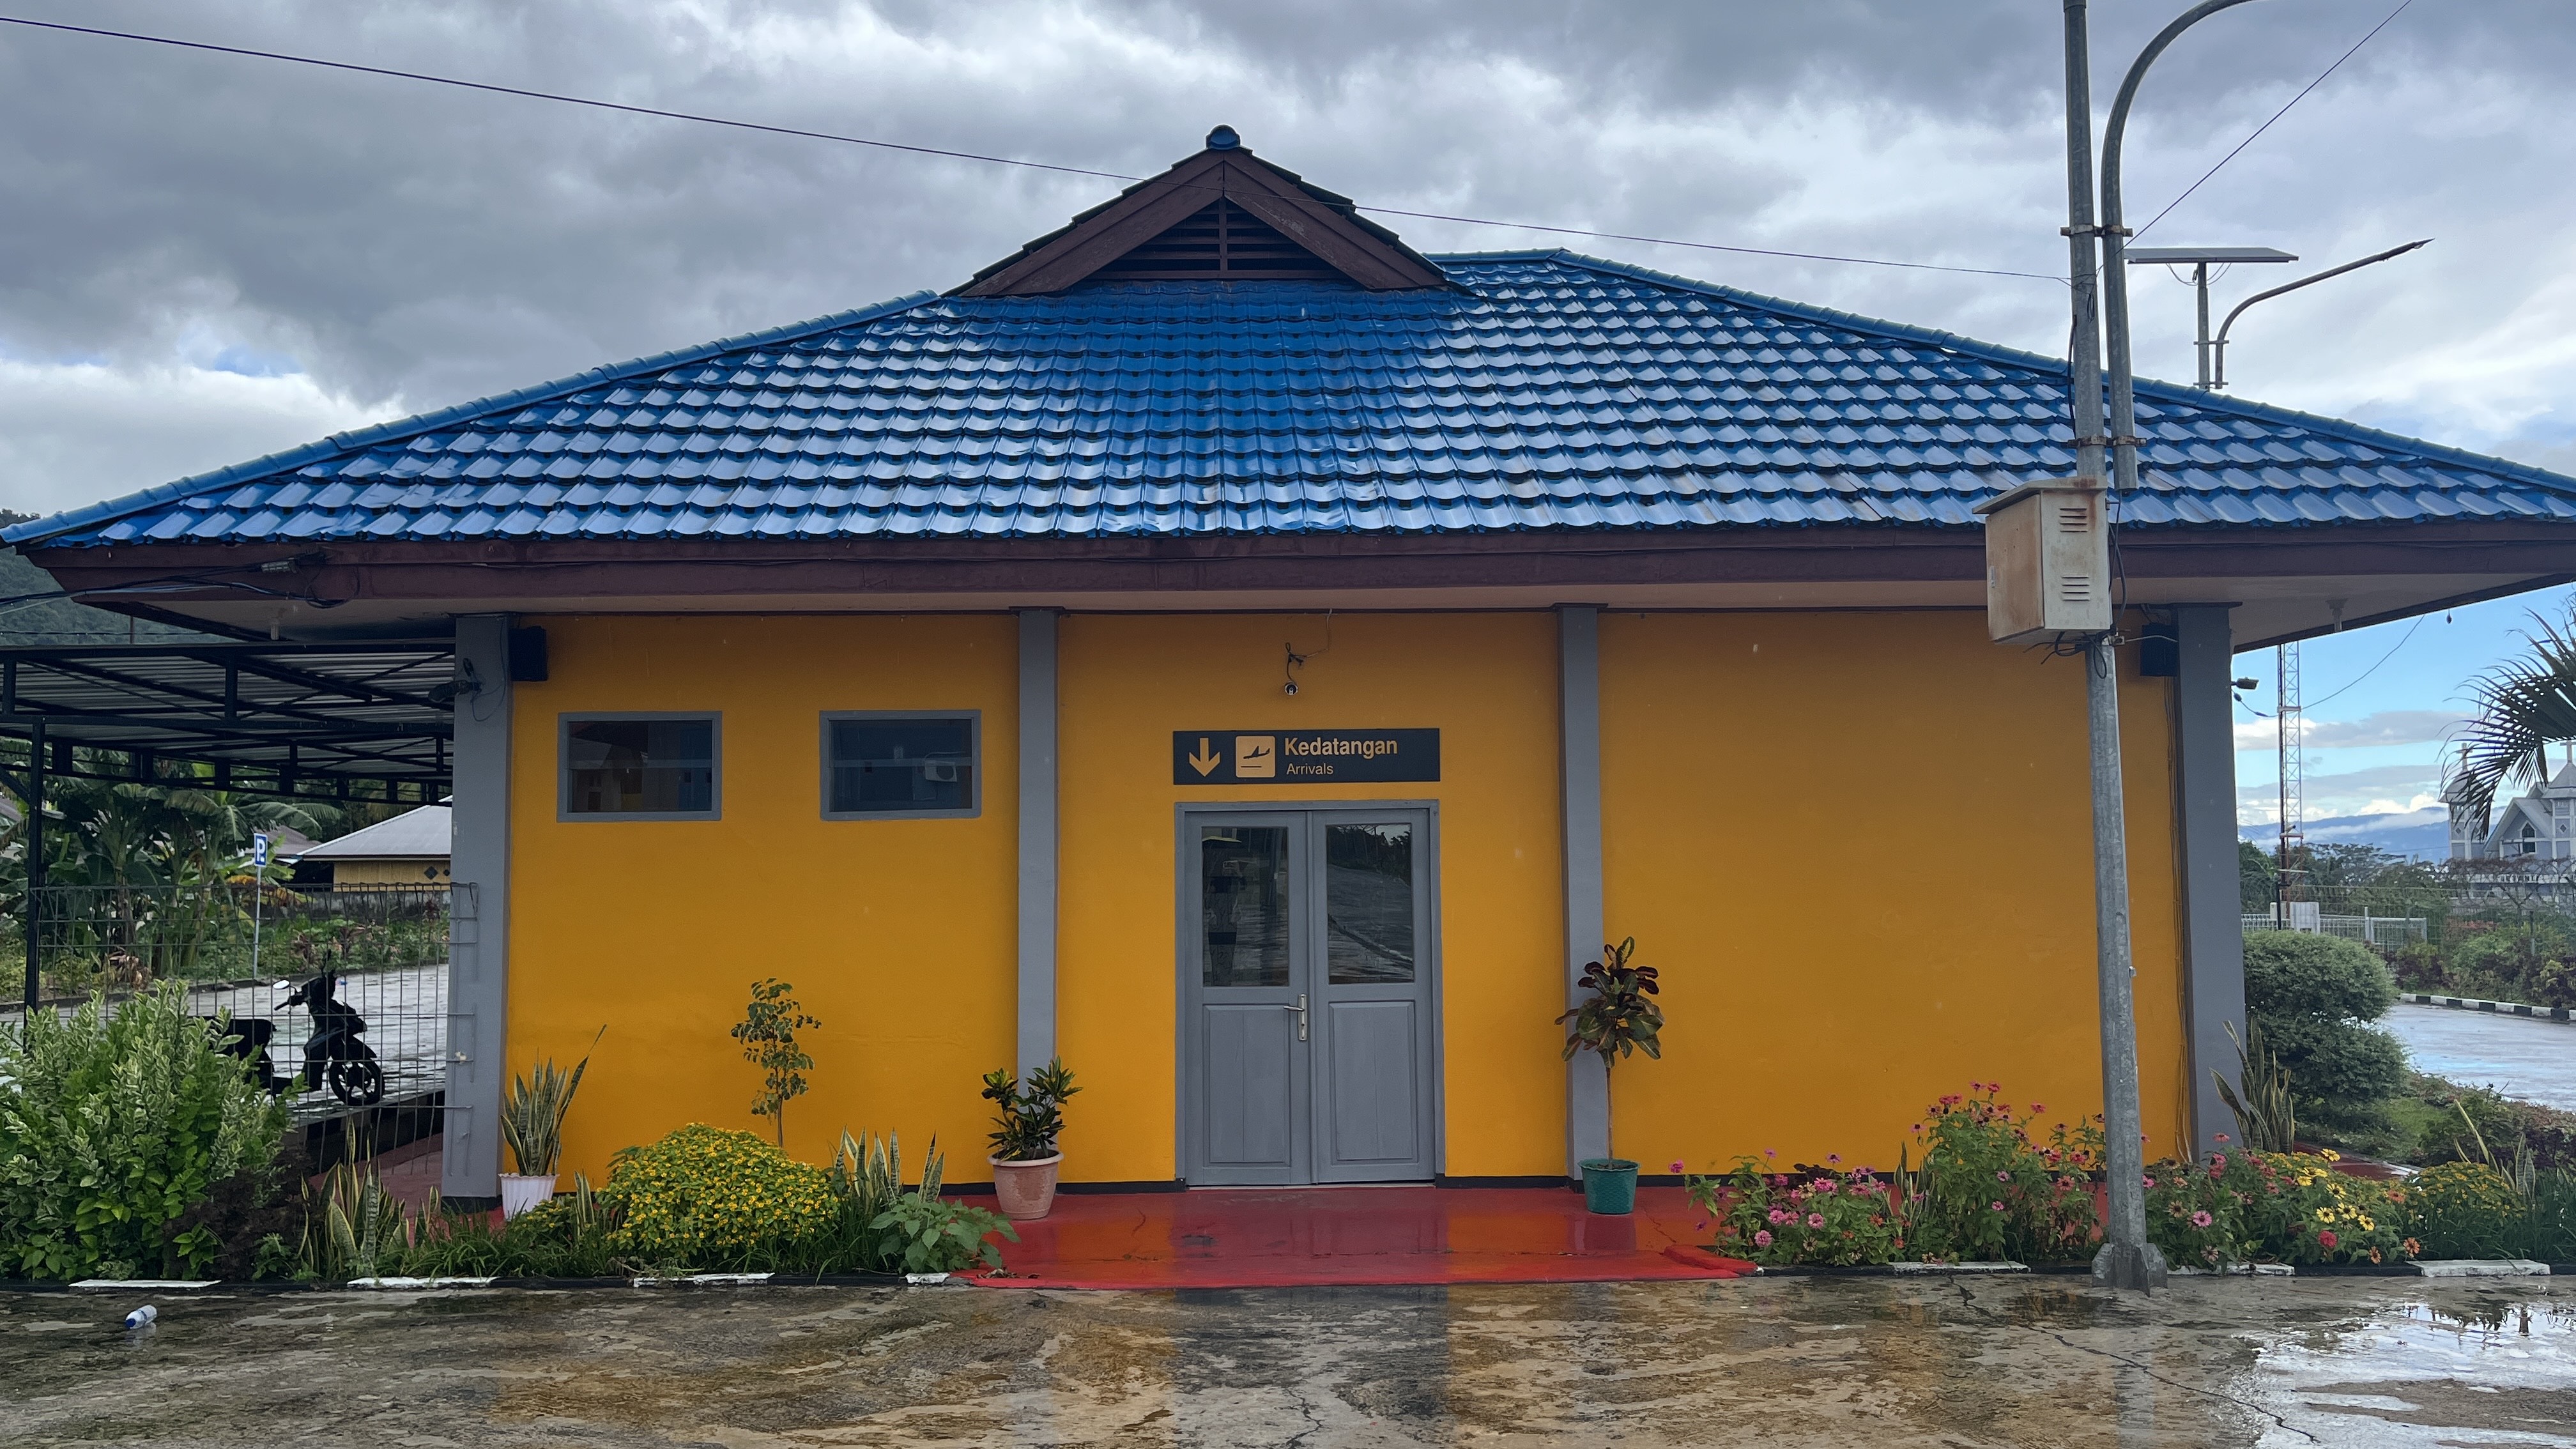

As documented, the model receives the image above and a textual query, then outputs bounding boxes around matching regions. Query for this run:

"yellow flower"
[2314,1208,2334,1223]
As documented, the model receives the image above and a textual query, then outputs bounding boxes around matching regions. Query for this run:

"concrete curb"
[2415,1259,2552,1278]
[2404,993,2573,1023]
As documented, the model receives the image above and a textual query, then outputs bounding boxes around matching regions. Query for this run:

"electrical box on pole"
[1974,483,2113,643]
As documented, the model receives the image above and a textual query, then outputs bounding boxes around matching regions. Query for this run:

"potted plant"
[1557,937,1663,1215]
[981,1057,1079,1220]
[499,1033,599,1219]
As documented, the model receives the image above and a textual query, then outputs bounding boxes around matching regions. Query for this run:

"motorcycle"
[211,1016,282,1093]
[287,970,385,1106]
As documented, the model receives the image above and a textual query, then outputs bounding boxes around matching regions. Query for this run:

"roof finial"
[1205,124,1240,151]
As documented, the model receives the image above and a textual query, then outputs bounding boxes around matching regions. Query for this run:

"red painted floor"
[969,1184,1754,1290]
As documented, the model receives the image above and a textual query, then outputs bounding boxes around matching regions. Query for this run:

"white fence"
[2241,905,2429,947]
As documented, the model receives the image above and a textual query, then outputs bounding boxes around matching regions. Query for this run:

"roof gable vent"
[1087,197,1344,284]
[958,132,1451,296]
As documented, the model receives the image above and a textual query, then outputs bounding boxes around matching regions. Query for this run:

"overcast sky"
[1,0,2570,826]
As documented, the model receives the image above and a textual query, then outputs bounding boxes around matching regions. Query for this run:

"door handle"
[1280,993,1308,1041]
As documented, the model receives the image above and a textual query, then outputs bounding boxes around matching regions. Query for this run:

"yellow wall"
[502,607,2193,1187]
[507,614,1019,1183]
[1597,611,2188,1174]
[330,859,450,889]
[1055,613,1566,1181]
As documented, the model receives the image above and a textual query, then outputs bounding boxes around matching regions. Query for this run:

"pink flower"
[1806,1213,1825,1229]
[2190,1211,2213,1228]
[1767,1208,1788,1225]
[1763,1149,1777,1160]
[1669,1160,1686,1174]
[2143,1176,2157,1188]
[2031,1103,2045,1114]
[1991,1201,2005,1213]
[1754,1230,1773,1247]
[1818,1179,1839,1195]
[1995,1171,2011,1183]
[1826,1153,1841,1165]
[2210,1154,2227,1171]
[2318,1230,2338,1251]
[2214,1133,2231,1144]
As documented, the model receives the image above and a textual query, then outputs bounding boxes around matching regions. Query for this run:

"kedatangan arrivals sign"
[1171,730,1440,785]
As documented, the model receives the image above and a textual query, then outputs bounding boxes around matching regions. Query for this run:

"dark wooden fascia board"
[27,520,2576,604]
[1213,163,1449,290]
[960,153,1234,297]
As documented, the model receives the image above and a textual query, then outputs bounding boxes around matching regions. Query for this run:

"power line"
[2229,613,2428,720]
[2131,0,2416,243]
[0,13,2059,285]
[0,15,1134,181]
[1359,205,2058,281]
[2304,614,2425,710]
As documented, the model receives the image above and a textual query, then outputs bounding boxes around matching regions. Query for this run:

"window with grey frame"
[822,713,979,819]
[560,715,720,819]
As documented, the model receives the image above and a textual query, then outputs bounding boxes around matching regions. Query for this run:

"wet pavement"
[3,1276,2568,1446]
[2386,1001,2576,1112]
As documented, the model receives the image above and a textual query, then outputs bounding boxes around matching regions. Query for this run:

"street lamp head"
[2125,247,2296,265]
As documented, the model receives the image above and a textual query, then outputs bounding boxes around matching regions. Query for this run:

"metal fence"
[2240,906,2430,946]
[4,884,451,1138]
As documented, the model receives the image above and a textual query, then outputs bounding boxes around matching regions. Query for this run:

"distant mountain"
[2239,808,2450,861]
[0,512,213,645]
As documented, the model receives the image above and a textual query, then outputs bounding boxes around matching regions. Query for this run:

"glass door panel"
[1324,822,1415,984]
[1202,826,1292,987]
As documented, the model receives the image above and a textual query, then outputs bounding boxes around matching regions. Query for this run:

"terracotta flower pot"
[498,1172,556,1220]
[990,1153,1063,1220]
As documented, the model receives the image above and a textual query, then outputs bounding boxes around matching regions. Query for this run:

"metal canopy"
[0,638,454,797]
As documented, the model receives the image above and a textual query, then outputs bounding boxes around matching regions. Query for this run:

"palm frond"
[2448,610,2576,818]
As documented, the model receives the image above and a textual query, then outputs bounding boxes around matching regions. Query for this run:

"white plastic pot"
[498,1172,557,1220]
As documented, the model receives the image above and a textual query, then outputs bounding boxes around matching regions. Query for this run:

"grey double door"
[1181,807,1438,1185]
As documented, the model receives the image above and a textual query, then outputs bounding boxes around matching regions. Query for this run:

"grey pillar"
[1016,609,1059,1078]
[1559,606,1610,1175]
[443,615,513,1200]
[2174,605,2246,1159]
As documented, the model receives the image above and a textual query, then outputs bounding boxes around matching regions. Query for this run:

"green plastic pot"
[1581,1157,1639,1215]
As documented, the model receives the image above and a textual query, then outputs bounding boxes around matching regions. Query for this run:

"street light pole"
[2074,0,2263,1294]
[2212,238,2432,388]
[2126,247,2297,386]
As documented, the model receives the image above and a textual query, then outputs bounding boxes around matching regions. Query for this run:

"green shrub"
[0,985,291,1279]
[2446,916,2570,985]
[2533,957,2576,1010]
[1901,1085,2103,1264]
[2242,931,2405,1123]
[870,1193,1016,1274]
[600,1124,832,1269]
[393,1176,624,1280]
[2389,942,2444,992]
[780,1130,947,1275]
[2529,1172,2576,1262]
[2410,1080,2576,1174]
[2404,1162,2523,1260]
[1690,1158,1903,1266]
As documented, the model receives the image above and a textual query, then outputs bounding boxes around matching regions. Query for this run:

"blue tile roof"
[13,252,2575,548]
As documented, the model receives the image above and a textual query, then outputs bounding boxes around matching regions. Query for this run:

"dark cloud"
[0,0,2570,513]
